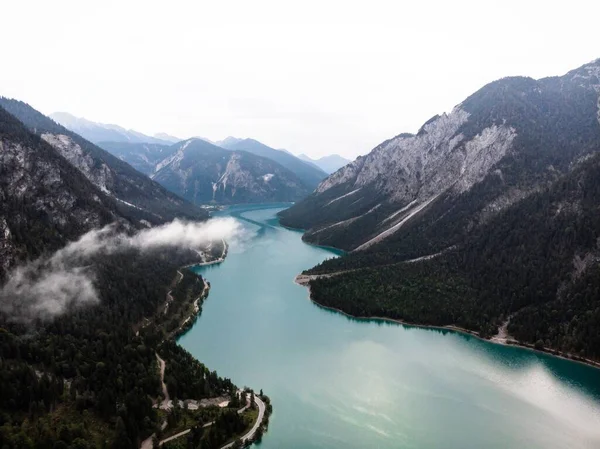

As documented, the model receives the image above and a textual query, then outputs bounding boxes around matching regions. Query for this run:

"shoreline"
[183,240,229,269]
[278,223,347,255]
[293,275,600,371]
[174,240,229,339]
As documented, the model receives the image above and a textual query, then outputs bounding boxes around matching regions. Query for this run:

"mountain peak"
[298,153,351,174]
[153,132,181,143]
[216,137,327,189]
[280,57,600,252]
[217,136,244,147]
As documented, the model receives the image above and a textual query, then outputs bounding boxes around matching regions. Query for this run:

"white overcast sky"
[2,0,599,158]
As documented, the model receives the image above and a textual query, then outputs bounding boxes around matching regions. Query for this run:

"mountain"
[0,103,241,446]
[283,58,600,361]
[96,139,316,205]
[152,138,311,204]
[1,99,207,224]
[153,132,181,143]
[0,105,125,277]
[97,141,175,175]
[308,149,600,360]
[280,59,600,252]
[298,153,351,174]
[217,137,327,189]
[50,111,174,145]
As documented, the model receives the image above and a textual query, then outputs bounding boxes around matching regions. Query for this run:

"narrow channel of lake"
[180,204,600,449]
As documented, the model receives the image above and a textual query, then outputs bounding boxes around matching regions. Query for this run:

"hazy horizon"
[2,0,599,158]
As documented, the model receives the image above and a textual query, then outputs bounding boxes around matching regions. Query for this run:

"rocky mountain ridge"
[217,137,327,189]
[0,98,207,224]
[279,58,600,253]
[151,138,311,204]
[50,111,175,145]
[293,58,600,363]
[0,105,126,278]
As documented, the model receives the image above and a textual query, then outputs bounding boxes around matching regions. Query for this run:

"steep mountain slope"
[280,59,600,254]
[152,139,310,204]
[217,137,327,189]
[0,105,239,448]
[299,153,351,174]
[97,141,175,175]
[307,149,600,360]
[0,99,207,223]
[50,111,174,144]
[0,105,123,278]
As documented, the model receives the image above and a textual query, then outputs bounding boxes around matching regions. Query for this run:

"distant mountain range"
[151,139,311,204]
[216,137,327,189]
[51,114,332,202]
[50,112,177,145]
[298,153,350,174]
[153,132,181,143]
[94,136,329,204]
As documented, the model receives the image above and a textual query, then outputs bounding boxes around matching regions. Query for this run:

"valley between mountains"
[2,56,600,449]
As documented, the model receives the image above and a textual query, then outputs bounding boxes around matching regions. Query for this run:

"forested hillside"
[307,150,600,360]
[0,106,243,448]
[284,58,600,363]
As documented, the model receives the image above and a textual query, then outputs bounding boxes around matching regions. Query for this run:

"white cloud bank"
[0,218,242,323]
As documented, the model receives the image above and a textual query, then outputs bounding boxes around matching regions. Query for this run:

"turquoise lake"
[180,204,600,449]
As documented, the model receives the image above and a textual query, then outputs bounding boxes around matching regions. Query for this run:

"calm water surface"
[179,204,600,449]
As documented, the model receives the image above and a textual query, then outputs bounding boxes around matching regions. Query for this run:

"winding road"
[141,259,266,449]
[156,392,266,448]
[220,394,266,449]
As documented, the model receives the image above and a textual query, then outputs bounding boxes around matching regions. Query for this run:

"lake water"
[180,204,600,449]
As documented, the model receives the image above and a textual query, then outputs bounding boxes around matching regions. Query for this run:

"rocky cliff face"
[217,137,327,190]
[279,59,600,253]
[0,98,207,224]
[42,133,115,194]
[0,106,121,278]
[152,139,310,204]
